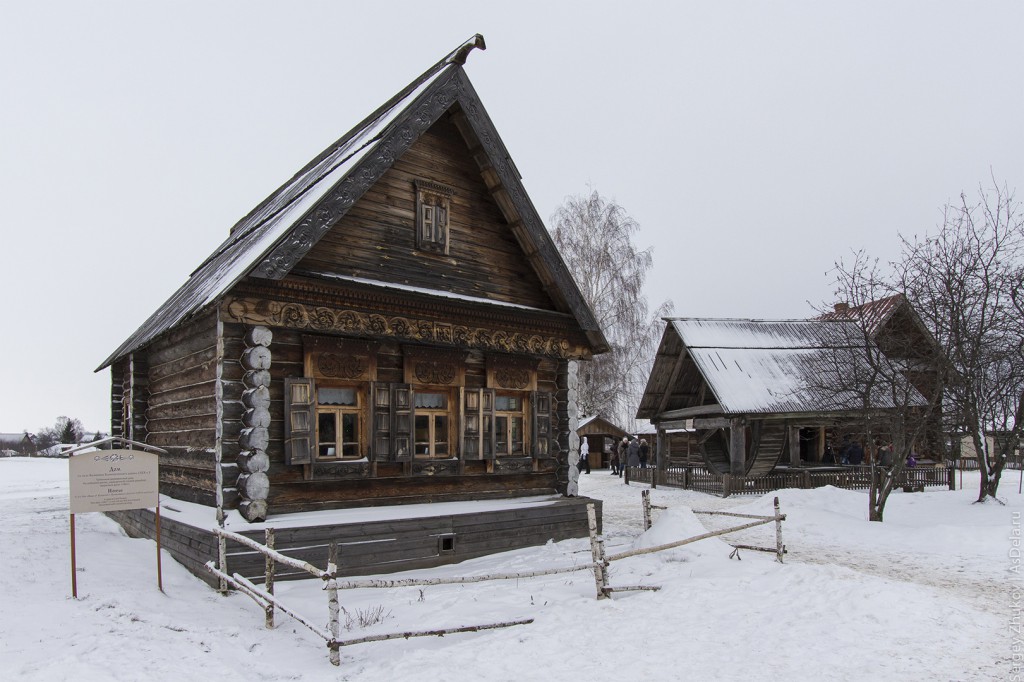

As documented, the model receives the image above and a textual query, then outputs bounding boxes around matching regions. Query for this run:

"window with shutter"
[414,179,454,255]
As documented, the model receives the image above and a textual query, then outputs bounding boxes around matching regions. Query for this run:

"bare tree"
[822,251,945,521]
[895,180,1024,503]
[550,190,673,429]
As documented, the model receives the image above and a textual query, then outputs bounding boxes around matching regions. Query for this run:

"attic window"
[414,179,454,254]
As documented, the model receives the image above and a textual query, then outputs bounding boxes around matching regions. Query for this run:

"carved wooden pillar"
[237,326,272,522]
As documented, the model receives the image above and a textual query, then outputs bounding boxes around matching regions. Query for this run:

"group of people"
[576,434,651,476]
[837,435,917,468]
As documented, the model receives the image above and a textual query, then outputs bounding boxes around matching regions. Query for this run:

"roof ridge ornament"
[447,34,487,66]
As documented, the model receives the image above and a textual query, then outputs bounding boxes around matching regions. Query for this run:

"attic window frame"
[414,179,455,255]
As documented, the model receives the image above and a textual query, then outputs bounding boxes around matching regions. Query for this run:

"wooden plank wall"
[107,497,602,586]
[295,115,556,311]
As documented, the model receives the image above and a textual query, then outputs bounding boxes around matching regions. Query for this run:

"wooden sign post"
[68,445,162,598]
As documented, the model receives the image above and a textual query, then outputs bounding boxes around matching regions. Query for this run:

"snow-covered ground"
[0,457,1016,681]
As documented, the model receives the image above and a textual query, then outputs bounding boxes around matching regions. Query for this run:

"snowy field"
[0,457,1016,681]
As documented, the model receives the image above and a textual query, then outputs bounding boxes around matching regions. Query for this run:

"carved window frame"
[414,179,454,255]
[301,336,379,462]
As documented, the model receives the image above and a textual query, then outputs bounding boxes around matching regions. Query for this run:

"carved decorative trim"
[493,457,534,474]
[414,360,457,385]
[411,458,460,476]
[253,70,464,280]
[226,297,573,359]
[317,353,367,380]
[494,368,531,390]
[486,354,539,391]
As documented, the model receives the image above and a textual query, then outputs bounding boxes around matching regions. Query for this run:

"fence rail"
[207,497,786,668]
[626,463,955,497]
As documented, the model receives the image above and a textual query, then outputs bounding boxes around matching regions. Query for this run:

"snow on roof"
[668,318,923,415]
[97,65,453,371]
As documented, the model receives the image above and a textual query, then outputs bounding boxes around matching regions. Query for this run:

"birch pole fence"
[206,497,787,667]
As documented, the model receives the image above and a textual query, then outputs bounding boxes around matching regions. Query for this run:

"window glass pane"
[415,414,430,455]
[342,444,360,457]
[318,412,337,457]
[341,413,357,444]
[511,416,524,454]
[496,395,520,411]
[433,415,448,457]
[319,387,356,406]
[414,392,447,409]
[496,415,508,453]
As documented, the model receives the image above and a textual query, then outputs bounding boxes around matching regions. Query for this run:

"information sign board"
[69,449,159,514]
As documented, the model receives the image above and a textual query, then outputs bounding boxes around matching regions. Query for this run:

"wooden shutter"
[370,381,391,462]
[393,384,413,461]
[284,377,315,465]
[462,388,480,460]
[481,388,496,460]
[531,390,551,458]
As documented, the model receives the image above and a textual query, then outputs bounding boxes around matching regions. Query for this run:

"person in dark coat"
[847,439,865,466]
[626,437,641,469]
[616,437,629,477]
[639,439,650,468]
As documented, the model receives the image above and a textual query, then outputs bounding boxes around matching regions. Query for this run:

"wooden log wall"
[236,326,272,522]
[142,309,223,506]
[217,319,567,513]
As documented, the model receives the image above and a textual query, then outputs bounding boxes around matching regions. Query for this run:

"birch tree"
[550,190,673,430]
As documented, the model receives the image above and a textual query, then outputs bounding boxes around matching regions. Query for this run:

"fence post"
[265,528,275,629]
[326,542,341,667]
[947,466,955,491]
[586,503,609,599]
[642,489,652,531]
[624,466,630,485]
[774,497,784,563]
[722,473,731,498]
[217,532,228,594]
[683,466,690,490]
[802,470,811,490]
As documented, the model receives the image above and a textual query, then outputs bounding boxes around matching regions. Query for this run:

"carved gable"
[294,116,557,311]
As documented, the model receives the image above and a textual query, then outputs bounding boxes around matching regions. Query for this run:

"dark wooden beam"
[655,348,690,417]
[729,417,746,476]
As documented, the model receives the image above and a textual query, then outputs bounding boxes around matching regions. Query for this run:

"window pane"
[342,444,360,457]
[341,413,357,444]
[496,415,508,453]
[415,392,447,409]
[318,412,337,457]
[511,416,524,454]
[319,387,356,406]
[496,395,520,411]
[415,414,429,441]
[434,415,448,456]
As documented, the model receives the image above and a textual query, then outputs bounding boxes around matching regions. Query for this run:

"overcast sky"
[2,1,1021,434]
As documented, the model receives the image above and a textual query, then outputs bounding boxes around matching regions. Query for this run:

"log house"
[97,36,608,580]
